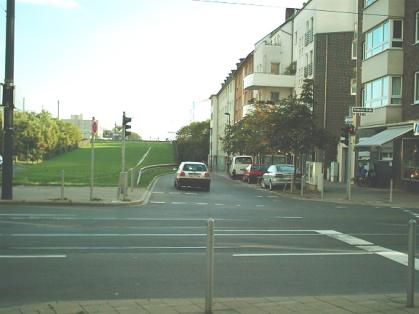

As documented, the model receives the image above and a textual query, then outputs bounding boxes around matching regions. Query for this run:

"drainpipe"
[323,34,328,129]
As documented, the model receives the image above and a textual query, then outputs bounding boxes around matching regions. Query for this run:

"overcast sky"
[0,0,305,139]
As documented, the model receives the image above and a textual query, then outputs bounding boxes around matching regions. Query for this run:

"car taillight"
[180,171,186,177]
[204,172,210,177]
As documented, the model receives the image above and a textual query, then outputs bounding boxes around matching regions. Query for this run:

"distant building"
[62,114,99,139]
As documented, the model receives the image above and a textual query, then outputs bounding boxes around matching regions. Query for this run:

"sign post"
[90,117,98,201]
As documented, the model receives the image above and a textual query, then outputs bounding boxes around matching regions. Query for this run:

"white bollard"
[205,218,215,313]
[407,219,416,308]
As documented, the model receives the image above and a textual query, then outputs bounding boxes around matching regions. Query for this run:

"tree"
[175,120,210,162]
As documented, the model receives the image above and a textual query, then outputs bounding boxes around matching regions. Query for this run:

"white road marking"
[256,205,265,207]
[233,252,373,257]
[150,201,166,204]
[273,216,303,219]
[14,246,234,250]
[171,202,187,205]
[317,230,419,270]
[152,192,164,194]
[0,213,75,217]
[185,192,198,195]
[257,196,263,198]
[214,204,224,206]
[0,255,67,258]
[195,203,208,205]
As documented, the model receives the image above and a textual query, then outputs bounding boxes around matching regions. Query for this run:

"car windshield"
[183,164,207,172]
[276,165,294,173]
[236,157,252,164]
[252,165,268,170]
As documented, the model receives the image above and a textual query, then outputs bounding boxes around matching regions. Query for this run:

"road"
[0,173,418,308]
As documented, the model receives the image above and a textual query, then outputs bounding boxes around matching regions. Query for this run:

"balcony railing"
[304,64,313,78]
[304,30,313,46]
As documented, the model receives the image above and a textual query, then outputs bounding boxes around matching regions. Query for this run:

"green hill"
[13,141,175,187]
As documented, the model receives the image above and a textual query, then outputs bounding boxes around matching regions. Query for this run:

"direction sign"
[352,107,373,113]
[344,116,353,124]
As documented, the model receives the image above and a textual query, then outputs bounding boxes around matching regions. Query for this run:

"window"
[364,0,376,7]
[271,63,280,75]
[270,92,280,102]
[351,78,357,95]
[363,76,402,108]
[415,71,419,105]
[416,12,419,44]
[364,20,402,59]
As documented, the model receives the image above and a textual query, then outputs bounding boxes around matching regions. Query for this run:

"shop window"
[402,139,419,182]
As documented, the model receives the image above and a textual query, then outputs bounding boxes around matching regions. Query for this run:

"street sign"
[352,107,373,113]
[414,122,419,136]
[344,116,353,124]
[91,119,98,134]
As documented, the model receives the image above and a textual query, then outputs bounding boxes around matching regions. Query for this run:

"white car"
[260,164,301,190]
[228,155,253,179]
[174,161,211,191]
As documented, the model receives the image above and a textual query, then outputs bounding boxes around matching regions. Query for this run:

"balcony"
[359,106,402,127]
[304,30,313,46]
[362,49,403,83]
[243,73,295,90]
[304,64,313,78]
[363,0,404,32]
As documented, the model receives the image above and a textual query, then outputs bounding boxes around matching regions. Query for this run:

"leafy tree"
[175,120,210,162]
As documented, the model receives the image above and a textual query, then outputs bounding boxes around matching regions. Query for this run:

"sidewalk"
[1,294,418,313]
[0,185,148,206]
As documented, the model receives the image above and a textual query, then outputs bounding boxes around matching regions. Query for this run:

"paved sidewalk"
[1,294,418,313]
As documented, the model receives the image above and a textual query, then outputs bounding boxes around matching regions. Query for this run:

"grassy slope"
[14,141,175,186]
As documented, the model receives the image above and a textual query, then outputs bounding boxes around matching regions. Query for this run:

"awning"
[355,126,412,148]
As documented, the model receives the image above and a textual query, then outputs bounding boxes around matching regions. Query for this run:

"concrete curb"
[0,176,160,207]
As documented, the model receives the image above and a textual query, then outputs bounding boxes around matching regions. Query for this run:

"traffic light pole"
[1,0,16,200]
[346,136,352,200]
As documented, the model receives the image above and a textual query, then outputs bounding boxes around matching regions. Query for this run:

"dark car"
[242,164,269,184]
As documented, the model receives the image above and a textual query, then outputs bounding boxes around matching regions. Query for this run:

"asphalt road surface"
[0,173,418,308]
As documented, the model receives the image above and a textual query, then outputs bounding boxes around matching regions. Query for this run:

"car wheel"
[247,177,251,184]
[231,171,236,180]
[260,179,266,189]
[269,180,274,191]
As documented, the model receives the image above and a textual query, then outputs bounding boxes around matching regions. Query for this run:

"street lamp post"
[224,113,231,174]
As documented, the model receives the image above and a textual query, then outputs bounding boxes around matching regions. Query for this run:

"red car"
[242,164,269,184]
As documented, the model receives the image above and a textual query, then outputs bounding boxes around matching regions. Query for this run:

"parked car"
[229,155,253,179]
[242,164,269,184]
[174,161,211,191]
[260,164,301,190]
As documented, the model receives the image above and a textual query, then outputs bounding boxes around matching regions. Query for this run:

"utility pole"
[1,0,16,200]
[57,100,60,119]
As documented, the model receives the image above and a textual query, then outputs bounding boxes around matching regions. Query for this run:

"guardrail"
[134,163,179,189]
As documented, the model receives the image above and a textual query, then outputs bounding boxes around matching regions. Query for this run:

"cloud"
[18,0,79,9]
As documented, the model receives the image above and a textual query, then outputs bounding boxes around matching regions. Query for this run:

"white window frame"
[364,0,376,7]
[363,76,402,108]
[364,20,402,60]
[414,71,419,105]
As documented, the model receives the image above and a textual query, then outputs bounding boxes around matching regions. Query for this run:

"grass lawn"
[14,141,176,187]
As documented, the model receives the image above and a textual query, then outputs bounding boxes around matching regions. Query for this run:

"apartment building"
[242,14,295,115]
[355,0,419,190]
[210,0,358,177]
[209,72,235,171]
[234,52,253,123]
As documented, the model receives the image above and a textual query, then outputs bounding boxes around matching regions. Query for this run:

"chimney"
[285,8,295,20]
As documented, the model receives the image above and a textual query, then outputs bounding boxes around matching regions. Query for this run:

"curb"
[0,173,165,207]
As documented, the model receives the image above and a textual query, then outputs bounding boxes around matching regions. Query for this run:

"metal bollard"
[206,218,215,314]
[130,168,135,192]
[407,219,416,308]
[60,170,64,200]
[300,175,304,197]
[389,178,393,203]
[319,173,324,200]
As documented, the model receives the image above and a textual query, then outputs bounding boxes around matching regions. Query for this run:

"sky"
[0,0,306,140]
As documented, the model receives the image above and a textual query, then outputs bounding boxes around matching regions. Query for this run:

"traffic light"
[340,127,349,146]
[122,112,132,137]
